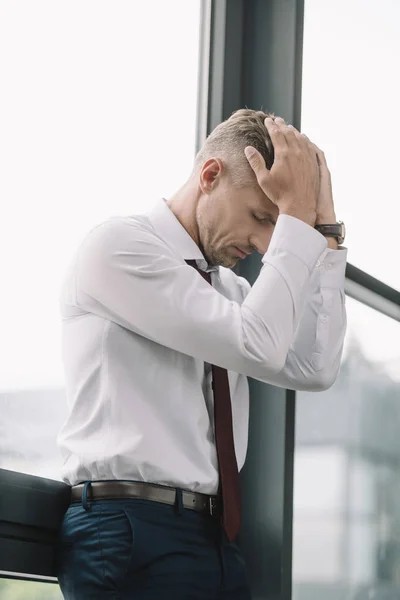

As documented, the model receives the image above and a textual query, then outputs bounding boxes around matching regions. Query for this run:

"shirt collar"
[146,198,219,274]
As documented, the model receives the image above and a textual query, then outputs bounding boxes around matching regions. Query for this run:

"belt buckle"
[209,497,218,518]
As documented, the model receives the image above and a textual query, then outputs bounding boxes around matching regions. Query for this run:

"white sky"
[301,0,400,381]
[0,0,399,392]
[302,0,400,290]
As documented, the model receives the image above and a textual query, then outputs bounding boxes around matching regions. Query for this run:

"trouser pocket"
[97,507,136,588]
[56,503,135,595]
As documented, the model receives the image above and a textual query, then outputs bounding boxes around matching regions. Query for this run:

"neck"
[166,178,201,246]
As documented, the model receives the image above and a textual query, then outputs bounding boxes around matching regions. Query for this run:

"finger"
[264,117,288,152]
[244,146,270,187]
[308,141,325,167]
[287,124,304,142]
[286,125,312,154]
[280,122,301,149]
[295,134,318,166]
[306,142,323,195]
[313,143,328,167]
[299,133,313,155]
[283,125,317,172]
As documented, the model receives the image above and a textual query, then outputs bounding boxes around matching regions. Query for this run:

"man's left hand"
[311,143,337,225]
[282,124,340,248]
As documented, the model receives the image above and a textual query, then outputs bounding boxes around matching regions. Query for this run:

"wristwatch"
[314,221,346,245]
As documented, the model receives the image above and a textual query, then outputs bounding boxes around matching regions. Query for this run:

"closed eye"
[253,214,276,226]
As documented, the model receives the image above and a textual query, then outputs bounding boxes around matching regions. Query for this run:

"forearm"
[252,244,348,390]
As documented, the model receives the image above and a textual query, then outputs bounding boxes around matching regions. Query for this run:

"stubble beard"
[197,209,226,268]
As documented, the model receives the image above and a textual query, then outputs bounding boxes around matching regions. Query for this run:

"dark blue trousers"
[56,484,252,599]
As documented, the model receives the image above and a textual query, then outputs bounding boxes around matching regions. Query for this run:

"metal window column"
[196,1,305,598]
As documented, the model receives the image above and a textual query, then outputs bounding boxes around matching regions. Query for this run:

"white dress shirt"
[57,198,348,494]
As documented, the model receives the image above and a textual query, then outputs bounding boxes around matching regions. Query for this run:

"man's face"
[196,173,279,268]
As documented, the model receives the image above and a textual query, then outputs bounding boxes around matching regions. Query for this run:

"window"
[0,579,62,600]
[295,3,400,594]
[293,297,400,600]
[301,0,400,290]
[0,0,202,481]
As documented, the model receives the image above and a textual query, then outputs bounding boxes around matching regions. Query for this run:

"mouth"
[234,246,250,259]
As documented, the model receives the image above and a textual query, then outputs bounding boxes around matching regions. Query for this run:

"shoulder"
[82,214,160,242]
[78,214,178,258]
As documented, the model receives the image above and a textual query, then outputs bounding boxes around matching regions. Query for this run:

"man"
[56,109,347,599]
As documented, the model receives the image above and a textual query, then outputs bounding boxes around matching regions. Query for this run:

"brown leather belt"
[70,480,222,518]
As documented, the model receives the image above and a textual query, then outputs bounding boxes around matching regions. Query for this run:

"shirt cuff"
[262,213,328,272]
[315,246,348,288]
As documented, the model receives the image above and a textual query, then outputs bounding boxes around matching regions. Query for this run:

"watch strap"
[314,221,345,244]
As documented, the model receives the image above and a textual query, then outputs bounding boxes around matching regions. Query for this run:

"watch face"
[340,221,345,241]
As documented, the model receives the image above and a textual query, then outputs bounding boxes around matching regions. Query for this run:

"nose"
[250,236,270,256]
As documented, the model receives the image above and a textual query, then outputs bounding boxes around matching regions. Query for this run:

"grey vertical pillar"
[197,1,305,598]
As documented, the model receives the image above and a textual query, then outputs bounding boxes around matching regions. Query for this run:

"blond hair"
[194,108,275,187]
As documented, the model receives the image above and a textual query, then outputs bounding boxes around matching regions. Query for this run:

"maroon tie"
[186,259,241,542]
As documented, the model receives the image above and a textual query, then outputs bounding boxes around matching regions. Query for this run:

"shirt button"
[327,263,332,270]
[316,260,321,267]
[321,314,328,323]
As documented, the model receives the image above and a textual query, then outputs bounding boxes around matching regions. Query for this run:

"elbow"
[302,346,343,392]
[308,365,339,392]
[311,346,344,392]
[309,374,336,392]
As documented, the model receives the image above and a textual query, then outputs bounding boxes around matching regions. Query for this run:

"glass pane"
[0,579,62,600]
[301,0,400,290]
[0,0,201,478]
[293,296,400,600]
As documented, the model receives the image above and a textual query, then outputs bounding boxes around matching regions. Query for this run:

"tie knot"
[185,260,211,285]
[185,259,197,269]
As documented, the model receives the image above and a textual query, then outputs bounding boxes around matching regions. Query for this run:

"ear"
[199,158,223,194]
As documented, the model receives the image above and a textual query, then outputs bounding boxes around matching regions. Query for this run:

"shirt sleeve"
[239,244,348,391]
[71,214,328,381]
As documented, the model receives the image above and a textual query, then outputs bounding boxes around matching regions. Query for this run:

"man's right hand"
[244,117,319,228]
